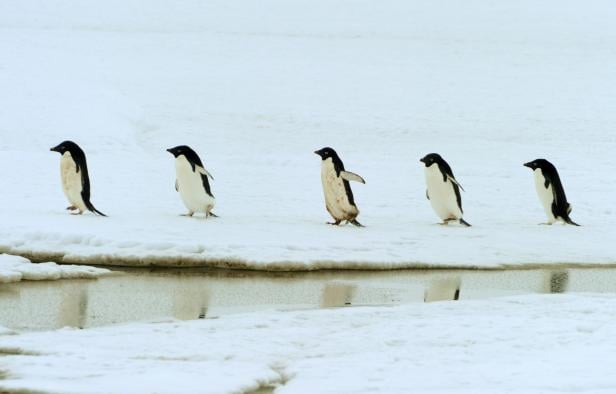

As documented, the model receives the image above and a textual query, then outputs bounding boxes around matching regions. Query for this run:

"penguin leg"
[327,220,342,226]
[181,211,194,217]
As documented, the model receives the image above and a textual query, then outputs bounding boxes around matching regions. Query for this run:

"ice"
[0,254,110,283]
[2,294,616,393]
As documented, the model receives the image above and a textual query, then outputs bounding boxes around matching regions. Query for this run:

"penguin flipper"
[340,171,365,184]
[175,179,179,192]
[447,175,465,192]
[452,182,463,214]
[426,189,430,200]
[197,166,214,181]
[546,172,574,225]
[199,173,214,198]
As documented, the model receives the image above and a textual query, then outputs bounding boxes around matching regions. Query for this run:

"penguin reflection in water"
[524,159,579,226]
[420,153,470,227]
[167,145,218,218]
[50,141,106,216]
[315,147,365,226]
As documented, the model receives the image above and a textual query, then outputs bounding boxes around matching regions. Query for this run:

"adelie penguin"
[167,145,217,218]
[314,147,365,226]
[524,159,579,226]
[50,141,106,216]
[420,153,470,227]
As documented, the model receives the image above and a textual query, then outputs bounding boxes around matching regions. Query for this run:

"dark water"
[0,267,614,331]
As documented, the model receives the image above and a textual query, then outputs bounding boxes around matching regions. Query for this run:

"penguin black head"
[314,147,339,161]
[167,145,204,168]
[524,159,555,172]
[167,145,194,158]
[420,153,444,168]
[50,140,83,155]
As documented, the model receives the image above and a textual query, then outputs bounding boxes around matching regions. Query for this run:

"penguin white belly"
[60,152,86,211]
[534,169,556,222]
[175,157,215,214]
[425,166,462,220]
[321,159,358,221]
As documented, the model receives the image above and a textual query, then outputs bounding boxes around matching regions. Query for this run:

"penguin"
[420,153,470,227]
[167,145,217,218]
[314,147,365,226]
[50,141,106,216]
[524,159,579,226]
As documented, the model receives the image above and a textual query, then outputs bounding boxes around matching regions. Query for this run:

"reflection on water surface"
[0,266,611,331]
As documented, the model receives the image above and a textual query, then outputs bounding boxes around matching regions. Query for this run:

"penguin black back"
[315,147,356,207]
[524,158,578,226]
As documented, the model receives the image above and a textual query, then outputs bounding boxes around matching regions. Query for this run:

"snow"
[1,0,616,269]
[1,293,616,393]
[0,254,110,283]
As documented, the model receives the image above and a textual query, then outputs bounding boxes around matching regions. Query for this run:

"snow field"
[1,293,616,393]
[0,0,615,269]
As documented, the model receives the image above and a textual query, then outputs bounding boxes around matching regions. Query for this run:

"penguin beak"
[314,150,322,157]
[419,158,426,163]
[50,146,59,153]
[166,148,174,155]
[523,162,532,169]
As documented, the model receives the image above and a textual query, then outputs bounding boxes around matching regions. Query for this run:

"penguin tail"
[564,216,580,226]
[459,218,472,227]
[85,201,107,217]
[349,219,364,227]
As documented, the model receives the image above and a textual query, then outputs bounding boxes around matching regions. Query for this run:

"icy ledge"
[0,254,111,283]
[1,231,616,271]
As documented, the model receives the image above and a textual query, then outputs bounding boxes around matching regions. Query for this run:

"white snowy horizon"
[1,0,615,270]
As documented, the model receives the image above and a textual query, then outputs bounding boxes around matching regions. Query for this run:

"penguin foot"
[539,222,554,226]
[209,212,219,218]
[327,220,342,226]
[70,210,83,215]
[66,205,77,211]
[181,212,194,217]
